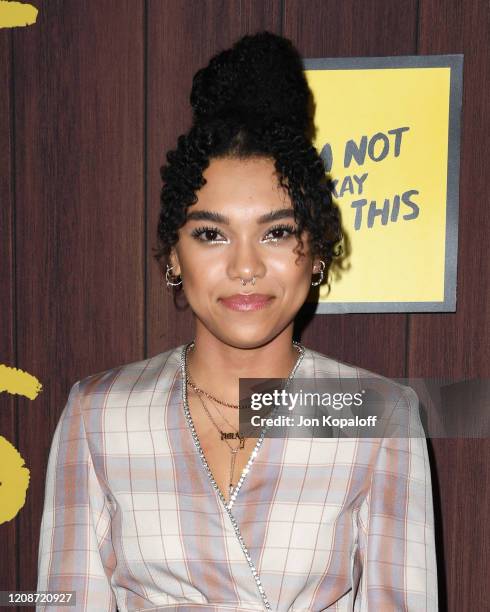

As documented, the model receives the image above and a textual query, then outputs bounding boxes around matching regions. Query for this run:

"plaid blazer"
[37,344,438,611]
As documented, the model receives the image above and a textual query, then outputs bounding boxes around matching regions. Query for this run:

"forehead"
[194,157,291,212]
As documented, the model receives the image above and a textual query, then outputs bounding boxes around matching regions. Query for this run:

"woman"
[37,32,438,611]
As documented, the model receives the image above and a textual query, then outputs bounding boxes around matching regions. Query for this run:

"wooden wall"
[1,1,488,610]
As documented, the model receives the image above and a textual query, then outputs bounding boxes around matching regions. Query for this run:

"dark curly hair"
[153,31,343,292]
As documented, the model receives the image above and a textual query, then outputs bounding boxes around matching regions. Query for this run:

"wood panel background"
[0,1,488,610]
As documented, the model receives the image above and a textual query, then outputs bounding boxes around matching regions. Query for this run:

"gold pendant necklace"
[185,341,304,494]
[191,389,246,493]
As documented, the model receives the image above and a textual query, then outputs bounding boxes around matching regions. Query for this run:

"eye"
[262,223,297,243]
[190,225,227,243]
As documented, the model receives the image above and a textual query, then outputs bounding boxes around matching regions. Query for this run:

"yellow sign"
[305,55,463,312]
[0,436,30,525]
[0,364,40,523]
[0,1,38,28]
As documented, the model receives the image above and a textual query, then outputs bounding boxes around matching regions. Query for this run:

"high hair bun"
[190,31,312,134]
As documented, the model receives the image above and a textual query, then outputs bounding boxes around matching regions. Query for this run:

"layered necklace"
[183,341,305,496]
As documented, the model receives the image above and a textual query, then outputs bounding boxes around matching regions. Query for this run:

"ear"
[168,249,181,276]
[312,259,322,274]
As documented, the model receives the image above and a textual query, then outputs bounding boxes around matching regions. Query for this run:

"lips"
[219,293,275,311]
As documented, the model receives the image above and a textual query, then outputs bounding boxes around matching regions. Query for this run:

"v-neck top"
[36,344,438,611]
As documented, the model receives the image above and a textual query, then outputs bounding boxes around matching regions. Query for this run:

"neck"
[185,324,301,405]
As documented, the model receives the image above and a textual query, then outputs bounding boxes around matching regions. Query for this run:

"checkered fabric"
[37,344,438,611]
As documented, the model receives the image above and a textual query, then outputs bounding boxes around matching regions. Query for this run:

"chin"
[221,327,285,351]
[203,327,262,349]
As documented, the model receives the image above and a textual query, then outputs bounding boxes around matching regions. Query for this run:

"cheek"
[267,249,311,282]
[179,248,225,299]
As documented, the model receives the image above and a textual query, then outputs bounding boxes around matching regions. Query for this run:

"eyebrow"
[185,208,295,225]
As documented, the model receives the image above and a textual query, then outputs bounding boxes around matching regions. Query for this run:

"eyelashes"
[190,223,298,244]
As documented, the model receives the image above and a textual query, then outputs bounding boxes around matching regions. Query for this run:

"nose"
[226,237,266,284]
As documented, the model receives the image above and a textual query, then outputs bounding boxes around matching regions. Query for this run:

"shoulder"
[301,345,422,436]
[74,343,187,402]
[49,345,188,458]
[301,344,417,403]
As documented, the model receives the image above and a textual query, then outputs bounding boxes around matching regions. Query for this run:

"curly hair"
[153,31,343,292]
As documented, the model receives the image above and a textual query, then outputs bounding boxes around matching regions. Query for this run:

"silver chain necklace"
[180,339,305,611]
[186,342,304,495]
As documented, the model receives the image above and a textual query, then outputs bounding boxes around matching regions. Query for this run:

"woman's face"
[171,156,321,349]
